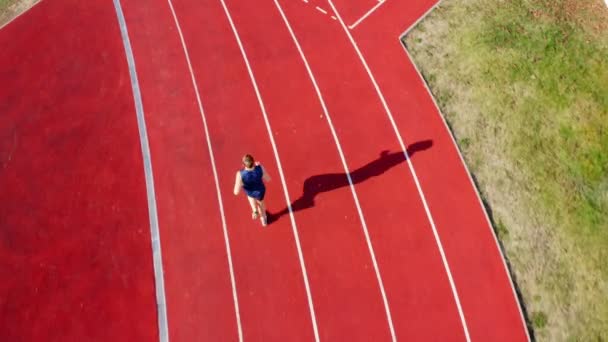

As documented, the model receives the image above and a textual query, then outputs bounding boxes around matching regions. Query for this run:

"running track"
[0,0,529,340]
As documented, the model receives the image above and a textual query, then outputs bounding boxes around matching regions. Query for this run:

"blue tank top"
[240,165,265,192]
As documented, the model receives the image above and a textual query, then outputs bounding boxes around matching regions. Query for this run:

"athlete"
[233,154,270,226]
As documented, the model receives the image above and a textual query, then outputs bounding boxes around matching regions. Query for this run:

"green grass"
[405,0,607,340]
[532,310,549,329]
[0,0,17,23]
[478,0,608,280]
[481,0,608,253]
[0,0,15,11]
[0,0,35,26]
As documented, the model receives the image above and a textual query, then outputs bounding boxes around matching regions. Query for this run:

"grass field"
[404,0,608,340]
[0,0,36,27]
[0,0,18,25]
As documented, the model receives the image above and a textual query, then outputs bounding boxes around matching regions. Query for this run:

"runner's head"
[243,154,255,168]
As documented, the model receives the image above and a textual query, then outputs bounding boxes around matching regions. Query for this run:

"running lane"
[168,0,316,340]
[0,1,157,340]
[331,0,530,340]
[220,0,411,340]
[119,0,239,340]
[274,0,468,340]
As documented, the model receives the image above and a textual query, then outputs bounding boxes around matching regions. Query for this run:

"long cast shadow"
[268,140,433,223]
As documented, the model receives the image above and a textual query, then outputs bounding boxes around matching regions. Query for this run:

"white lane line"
[273,0,396,340]
[113,1,169,341]
[218,1,320,341]
[315,6,327,14]
[398,4,531,340]
[327,0,472,340]
[302,0,308,3]
[331,16,337,20]
[348,0,386,29]
[165,1,243,341]
[399,38,532,342]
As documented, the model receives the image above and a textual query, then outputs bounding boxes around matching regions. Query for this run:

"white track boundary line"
[113,1,169,341]
[327,0,472,340]
[218,1,320,341]
[348,0,386,29]
[165,1,243,340]
[273,0,396,340]
[0,0,42,31]
[315,6,327,14]
[398,3,531,340]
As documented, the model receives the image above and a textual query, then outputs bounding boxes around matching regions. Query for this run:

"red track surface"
[1,0,529,341]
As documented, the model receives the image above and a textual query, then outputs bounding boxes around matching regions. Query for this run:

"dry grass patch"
[0,0,38,28]
[405,0,607,340]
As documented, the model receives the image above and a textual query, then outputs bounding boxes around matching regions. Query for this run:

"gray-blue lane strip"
[112,1,169,341]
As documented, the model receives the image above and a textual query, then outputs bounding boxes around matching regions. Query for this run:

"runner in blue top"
[233,154,271,226]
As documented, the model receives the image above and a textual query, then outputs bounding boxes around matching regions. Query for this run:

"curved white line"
[218,1,321,341]
[113,1,169,341]
[273,0,397,340]
[327,0,472,340]
[398,4,531,340]
[164,1,244,340]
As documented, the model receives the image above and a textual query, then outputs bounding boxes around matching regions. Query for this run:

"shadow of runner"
[268,140,433,224]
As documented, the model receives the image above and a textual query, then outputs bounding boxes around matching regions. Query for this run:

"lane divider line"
[274,0,396,340]
[315,6,327,14]
[112,1,169,341]
[218,1,321,341]
[327,0,473,340]
[297,0,336,22]
[397,3,532,339]
[165,0,244,340]
[348,0,386,29]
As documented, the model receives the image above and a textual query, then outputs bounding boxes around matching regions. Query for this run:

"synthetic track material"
[1,0,529,341]
[0,1,157,340]
[337,0,530,339]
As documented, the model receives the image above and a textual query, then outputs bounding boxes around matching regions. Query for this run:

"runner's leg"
[257,200,267,225]
[247,196,259,219]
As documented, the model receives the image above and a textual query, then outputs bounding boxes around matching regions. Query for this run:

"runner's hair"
[243,154,254,168]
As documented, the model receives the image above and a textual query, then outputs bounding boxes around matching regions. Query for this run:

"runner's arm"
[260,164,271,182]
[233,171,242,195]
